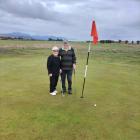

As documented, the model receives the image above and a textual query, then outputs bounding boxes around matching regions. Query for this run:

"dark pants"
[50,75,59,93]
[61,70,73,92]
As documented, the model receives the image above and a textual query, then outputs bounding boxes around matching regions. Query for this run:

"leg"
[61,70,66,92]
[54,75,59,90]
[50,76,55,93]
[67,70,73,93]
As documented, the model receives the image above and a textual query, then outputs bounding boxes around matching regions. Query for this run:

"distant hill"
[0,32,66,41]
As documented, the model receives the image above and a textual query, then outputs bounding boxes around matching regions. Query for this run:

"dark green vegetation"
[0,40,140,140]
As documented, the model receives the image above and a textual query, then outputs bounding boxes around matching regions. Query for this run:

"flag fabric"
[91,20,98,44]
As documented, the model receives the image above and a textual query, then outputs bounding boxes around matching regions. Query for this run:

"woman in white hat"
[47,46,61,96]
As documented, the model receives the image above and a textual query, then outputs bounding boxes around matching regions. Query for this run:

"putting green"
[0,41,140,140]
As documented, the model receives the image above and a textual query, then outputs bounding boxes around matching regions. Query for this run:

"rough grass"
[0,41,140,140]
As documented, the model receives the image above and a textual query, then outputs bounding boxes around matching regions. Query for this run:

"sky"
[0,0,140,41]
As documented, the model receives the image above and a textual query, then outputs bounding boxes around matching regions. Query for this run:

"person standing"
[47,46,61,96]
[59,41,76,94]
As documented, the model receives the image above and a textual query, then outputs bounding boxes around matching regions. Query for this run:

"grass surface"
[0,41,140,140]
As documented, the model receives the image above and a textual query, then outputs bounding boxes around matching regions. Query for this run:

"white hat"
[52,46,59,51]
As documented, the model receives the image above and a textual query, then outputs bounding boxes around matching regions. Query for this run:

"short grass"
[0,41,140,140]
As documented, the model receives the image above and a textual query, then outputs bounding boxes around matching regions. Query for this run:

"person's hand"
[60,69,62,74]
[49,73,52,77]
[73,64,76,70]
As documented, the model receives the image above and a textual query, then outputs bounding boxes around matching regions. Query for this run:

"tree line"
[99,40,140,44]
[84,40,139,44]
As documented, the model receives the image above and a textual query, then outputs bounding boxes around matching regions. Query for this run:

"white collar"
[62,46,72,51]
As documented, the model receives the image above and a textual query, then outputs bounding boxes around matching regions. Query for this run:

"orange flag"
[91,20,98,44]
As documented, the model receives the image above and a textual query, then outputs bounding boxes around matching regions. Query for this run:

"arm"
[47,56,52,75]
[59,49,62,73]
[72,48,76,70]
[72,48,76,64]
[58,48,61,57]
[59,57,62,74]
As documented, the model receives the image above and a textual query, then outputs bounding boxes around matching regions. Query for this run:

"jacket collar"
[62,46,72,51]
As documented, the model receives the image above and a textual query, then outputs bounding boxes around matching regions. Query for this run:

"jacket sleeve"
[58,48,61,57]
[47,56,52,75]
[58,49,62,69]
[72,48,76,64]
[59,57,62,69]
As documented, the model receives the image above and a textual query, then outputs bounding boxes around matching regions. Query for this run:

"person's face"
[64,43,69,49]
[52,50,59,56]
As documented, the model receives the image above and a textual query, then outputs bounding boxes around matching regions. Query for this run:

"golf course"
[0,40,140,140]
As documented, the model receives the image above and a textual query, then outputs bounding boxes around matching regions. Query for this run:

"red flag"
[91,20,98,44]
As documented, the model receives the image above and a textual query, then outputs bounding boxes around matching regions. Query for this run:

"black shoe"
[68,90,72,95]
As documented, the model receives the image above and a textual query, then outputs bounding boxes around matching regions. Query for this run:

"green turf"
[0,41,140,140]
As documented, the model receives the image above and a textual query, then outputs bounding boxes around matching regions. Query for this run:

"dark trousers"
[61,70,73,91]
[50,75,59,93]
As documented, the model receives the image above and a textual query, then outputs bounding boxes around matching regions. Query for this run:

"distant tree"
[119,40,122,43]
[107,40,114,43]
[131,41,134,44]
[48,38,53,41]
[125,40,128,44]
[137,41,140,44]
[100,40,105,44]
[100,40,115,44]
[57,38,63,41]
[86,41,90,43]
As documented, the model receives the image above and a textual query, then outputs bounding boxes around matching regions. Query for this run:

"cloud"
[0,0,65,23]
[0,0,140,40]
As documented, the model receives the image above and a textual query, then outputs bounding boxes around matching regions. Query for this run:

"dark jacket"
[47,55,61,75]
[59,47,76,70]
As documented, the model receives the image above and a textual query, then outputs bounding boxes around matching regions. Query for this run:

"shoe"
[50,92,56,96]
[54,90,58,94]
[62,89,66,93]
[68,90,72,94]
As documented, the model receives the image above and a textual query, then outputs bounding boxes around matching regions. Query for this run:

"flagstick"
[81,42,91,98]
[81,20,98,98]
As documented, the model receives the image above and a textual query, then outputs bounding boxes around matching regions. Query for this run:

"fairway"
[0,41,140,140]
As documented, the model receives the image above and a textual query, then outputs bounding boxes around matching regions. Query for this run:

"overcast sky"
[0,0,140,41]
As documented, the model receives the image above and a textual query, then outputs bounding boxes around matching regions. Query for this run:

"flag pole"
[81,20,98,98]
[81,42,91,98]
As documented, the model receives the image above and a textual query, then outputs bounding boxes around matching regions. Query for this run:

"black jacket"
[59,47,76,70]
[47,55,61,75]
